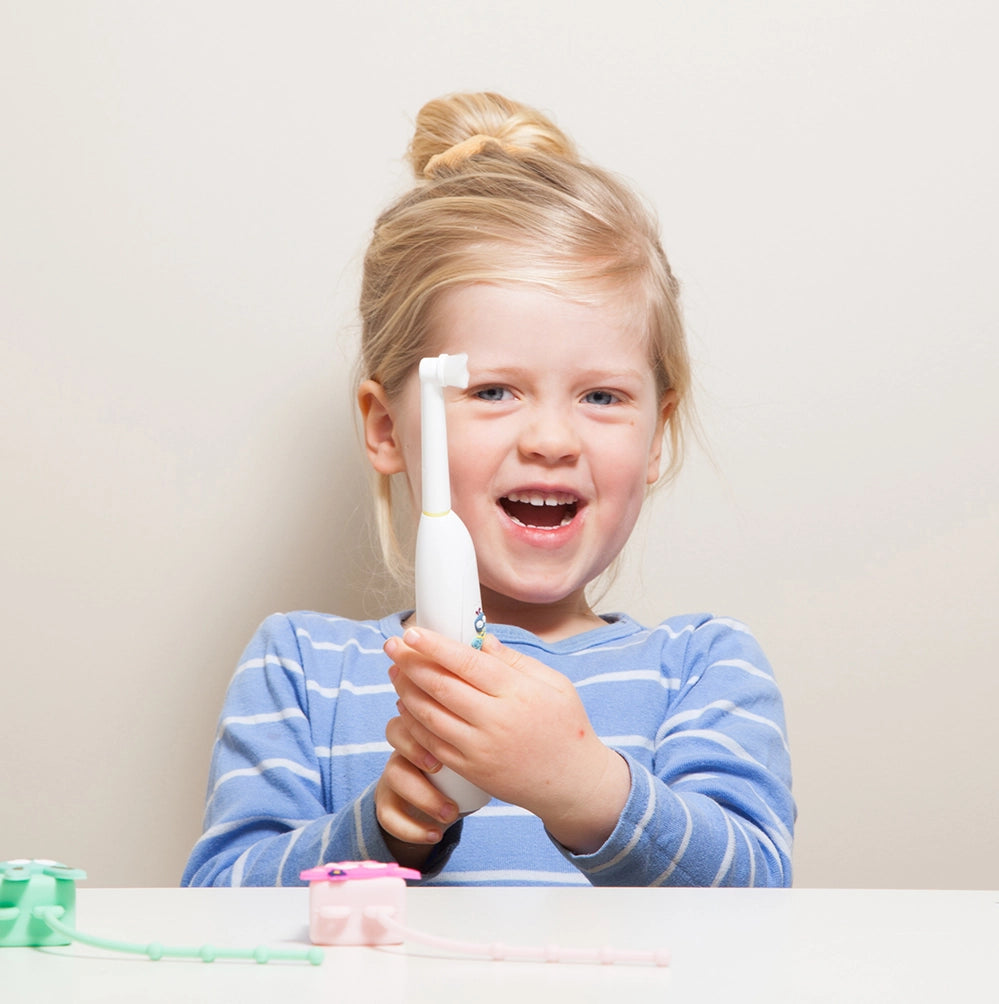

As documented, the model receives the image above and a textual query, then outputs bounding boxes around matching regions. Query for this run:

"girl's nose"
[518,408,581,465]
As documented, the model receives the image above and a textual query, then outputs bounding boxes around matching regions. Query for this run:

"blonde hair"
[358,92,691,577]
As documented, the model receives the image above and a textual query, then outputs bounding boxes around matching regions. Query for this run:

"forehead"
[427,282,651,368]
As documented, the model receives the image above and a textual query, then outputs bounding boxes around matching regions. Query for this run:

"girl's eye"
[583,389,619,406]
[473,386,513,402]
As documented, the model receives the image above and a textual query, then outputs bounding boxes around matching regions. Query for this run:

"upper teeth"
[504,491,577,506]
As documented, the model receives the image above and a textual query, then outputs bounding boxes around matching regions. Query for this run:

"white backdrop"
[2,1,996,888]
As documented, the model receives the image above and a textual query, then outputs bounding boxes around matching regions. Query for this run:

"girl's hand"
[374,717,460,869]
[384,628,631,854]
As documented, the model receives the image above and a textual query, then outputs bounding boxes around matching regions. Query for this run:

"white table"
[3,886,996,1003]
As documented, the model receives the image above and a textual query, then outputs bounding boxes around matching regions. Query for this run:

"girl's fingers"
[376,755,459,844]
[377,797,441,845]
[391,656,486,733]
[394,699,466,770]
[385,713,442,773]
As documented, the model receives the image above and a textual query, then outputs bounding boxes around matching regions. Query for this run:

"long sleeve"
[182,613,462,887]
[182,615,381,885]
[558,616,794,887]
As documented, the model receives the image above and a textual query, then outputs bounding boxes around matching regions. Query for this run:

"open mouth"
[499,491,579,529]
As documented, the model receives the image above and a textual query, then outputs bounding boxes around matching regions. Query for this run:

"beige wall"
[2,2,996,888]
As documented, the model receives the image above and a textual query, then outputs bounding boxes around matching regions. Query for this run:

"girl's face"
[363,282,672,636]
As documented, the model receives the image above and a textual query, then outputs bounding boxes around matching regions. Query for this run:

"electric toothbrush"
[414,353,490,815]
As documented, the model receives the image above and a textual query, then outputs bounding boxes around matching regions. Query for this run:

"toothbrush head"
[419,353,469,390]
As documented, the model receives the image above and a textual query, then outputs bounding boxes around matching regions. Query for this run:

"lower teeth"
[510,514,573,529]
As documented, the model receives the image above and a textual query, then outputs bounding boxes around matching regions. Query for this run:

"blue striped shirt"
[181,610,794,887]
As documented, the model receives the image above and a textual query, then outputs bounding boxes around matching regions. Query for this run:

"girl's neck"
[479,586,605,643]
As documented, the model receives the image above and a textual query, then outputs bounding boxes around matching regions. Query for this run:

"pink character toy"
[300,861,420,946]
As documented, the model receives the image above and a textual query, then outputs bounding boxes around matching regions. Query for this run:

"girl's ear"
[357,380,407,475]
[646,389,677,484]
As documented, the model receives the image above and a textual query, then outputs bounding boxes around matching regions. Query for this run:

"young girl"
[182,92,794,888]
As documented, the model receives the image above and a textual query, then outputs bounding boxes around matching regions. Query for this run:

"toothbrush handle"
[415,511,486,648]
[430,766,492,816]
[414,510,491,814]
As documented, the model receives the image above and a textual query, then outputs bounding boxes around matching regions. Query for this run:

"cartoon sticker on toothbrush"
[472,607,486,648]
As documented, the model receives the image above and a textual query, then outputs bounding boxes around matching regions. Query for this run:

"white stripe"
[275,826,304,888]
[575,669,681,690]
[568,622,696,658]
[218,708,306,733]
[708,658,773,681]
[668,770,721,786]
[315,614,388,638]
[210,758,321,798]
[735,817,756,887]
[741,817,790,873]
[651,797,693,886]
[588,778,656,875]
[659,621,701,638]
[196,814,311,842]
[711,811,736,887]
[657,728,764,768]
[429,870,589,885]
[296,628,385,656]
[754,795,794,857]
[319,816,336,864]
[659,699,737,734]
[707,617,751,634]
[316,741,392,758]
[602,734,656,752]
[234,654,304,677]
[564,616,748,658]
[354,792,371,861]
[231,847,249,887]
[306,680,395,699]
[728,707,790,753]
[657,701,789,754]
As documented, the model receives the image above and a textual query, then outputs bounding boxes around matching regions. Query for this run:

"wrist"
[541,746,631,856]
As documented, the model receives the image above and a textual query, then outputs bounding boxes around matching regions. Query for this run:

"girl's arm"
[181,614,461,887]
[561,617,794,887]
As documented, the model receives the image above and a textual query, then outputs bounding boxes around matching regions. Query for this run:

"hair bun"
[408,92,577,178]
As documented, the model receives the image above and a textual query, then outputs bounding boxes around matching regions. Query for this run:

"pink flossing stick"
[367,907,671,967]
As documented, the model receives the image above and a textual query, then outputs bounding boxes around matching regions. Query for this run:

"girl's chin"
[479,578,591,614]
